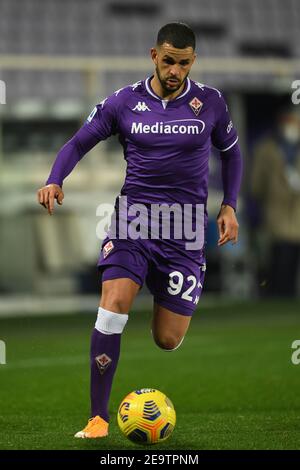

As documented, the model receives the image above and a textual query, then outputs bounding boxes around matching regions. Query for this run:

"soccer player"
[37,23,242,438]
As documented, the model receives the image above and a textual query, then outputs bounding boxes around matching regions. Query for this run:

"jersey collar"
[144,76,191,103]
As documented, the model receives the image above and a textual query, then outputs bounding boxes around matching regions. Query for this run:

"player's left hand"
[216,204,239,246]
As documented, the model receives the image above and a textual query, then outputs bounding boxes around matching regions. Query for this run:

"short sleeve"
[211,94,238,152]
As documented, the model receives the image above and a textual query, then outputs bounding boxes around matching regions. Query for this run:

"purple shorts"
[97,238,206,316]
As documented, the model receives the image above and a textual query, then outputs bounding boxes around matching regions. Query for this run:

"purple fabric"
[46,76,242,214]
[90,328,121,422]
[221,143,243,210]
[102,264,142,286]
[46,128,99,187]
[98,238,206,316]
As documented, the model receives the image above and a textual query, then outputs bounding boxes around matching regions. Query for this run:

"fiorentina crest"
[103,240,114,258]
[96,353,112,375]
[189,97,203,116]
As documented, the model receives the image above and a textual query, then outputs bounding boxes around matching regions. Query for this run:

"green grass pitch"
[0,300,300,450]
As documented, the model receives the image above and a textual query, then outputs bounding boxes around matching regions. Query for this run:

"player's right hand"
[37,184,64,215]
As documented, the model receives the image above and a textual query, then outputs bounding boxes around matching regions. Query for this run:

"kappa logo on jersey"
[189,97,203,116]
[132,101,151,112]
[95,354,112,375]
[195,82,222,98]
[103,240,114,258]
[131,80,142,91]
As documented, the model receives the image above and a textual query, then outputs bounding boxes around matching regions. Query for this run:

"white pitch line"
[0,351,159,370]
[0,355,87,370]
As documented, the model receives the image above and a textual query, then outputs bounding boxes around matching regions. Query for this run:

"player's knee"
[153,334,183,352]
[100,292,130,314]
[101,279,138,313]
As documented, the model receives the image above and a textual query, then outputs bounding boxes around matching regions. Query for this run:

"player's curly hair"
[157,22,196,50]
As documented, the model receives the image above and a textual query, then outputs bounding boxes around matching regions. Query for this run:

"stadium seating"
[0,0,298,296]
[0,0,299,102]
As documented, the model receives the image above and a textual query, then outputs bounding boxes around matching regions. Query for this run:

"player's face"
[151,43,196,94]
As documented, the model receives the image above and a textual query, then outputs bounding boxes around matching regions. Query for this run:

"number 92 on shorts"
[97,238,206,316]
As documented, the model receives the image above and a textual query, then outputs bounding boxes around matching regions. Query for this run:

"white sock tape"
[95,307,128,334]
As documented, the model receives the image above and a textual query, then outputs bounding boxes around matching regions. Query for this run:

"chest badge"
[189,97,203,116]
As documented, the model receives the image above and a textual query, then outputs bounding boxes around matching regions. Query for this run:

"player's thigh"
[100,277,140,314]
[98,238,149,314]
[152,302,192,349]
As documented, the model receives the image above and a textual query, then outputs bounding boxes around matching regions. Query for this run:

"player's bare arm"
[37,184,64,215]
[217,204,239,246]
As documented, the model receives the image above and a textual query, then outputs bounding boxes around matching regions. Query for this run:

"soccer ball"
[117,388,176,445]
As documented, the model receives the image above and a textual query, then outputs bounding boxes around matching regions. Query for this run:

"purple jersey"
[47,76,241,211]
[46,77,243,314]
[46,76,242,256]
[81,77,240,209]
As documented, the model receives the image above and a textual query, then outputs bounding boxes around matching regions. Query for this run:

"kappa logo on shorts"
[189,97,203,116]
[95,353,112,375]
[103,240,114,258]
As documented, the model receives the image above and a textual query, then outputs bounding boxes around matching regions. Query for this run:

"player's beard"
[155,66,189,95]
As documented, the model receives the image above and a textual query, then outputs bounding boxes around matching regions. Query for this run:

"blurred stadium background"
[0,0,300,451]
[0,0,299,310]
